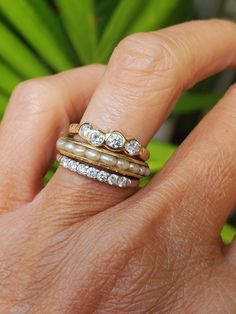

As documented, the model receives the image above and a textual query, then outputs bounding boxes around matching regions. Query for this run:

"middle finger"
[49,19,236,214]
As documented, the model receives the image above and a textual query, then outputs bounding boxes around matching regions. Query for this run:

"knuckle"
[10,78,57,115]
[113,32,176,76]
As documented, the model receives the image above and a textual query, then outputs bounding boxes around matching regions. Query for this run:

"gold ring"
[56,137,150,179]
[69,123,150,161]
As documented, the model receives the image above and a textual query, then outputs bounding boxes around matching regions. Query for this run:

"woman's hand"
[1,19,236,313]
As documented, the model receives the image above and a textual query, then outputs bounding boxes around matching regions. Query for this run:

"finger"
[0,65,105,211]
[50,19,236,216]
[123,84,236,247]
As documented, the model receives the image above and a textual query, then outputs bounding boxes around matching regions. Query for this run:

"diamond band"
[69,123,150,161]
[57,155,138,188]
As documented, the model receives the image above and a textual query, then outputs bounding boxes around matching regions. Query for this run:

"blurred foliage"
[0,0,235,242]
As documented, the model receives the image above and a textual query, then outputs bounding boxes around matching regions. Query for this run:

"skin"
[0,19,236,313]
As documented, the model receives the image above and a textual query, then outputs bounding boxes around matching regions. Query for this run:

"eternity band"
[57,154,139,188]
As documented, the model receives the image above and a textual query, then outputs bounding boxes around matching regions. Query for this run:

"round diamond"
[61,156,69,168]
[105,131,125,149]
[117,176,128,188]
[77,164,89,175]
[68,160,78,172]
[86,167,98,179]
[79,123,92,138]
[97,171,109,182]
[89,130,105,146]
[125,139,141,156]
[108,174,119,186]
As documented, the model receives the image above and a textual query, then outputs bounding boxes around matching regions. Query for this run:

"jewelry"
[57,154,139,188]
[57,137,150,179]
[69,123,150,161]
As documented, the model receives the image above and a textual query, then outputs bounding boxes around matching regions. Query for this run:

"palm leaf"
[148,139,176,173]
[0,92,8,118]
[174,92,221,115]
[126,0,184,34]
[0,21,50,78]
[56,0,97,64]
[0,0,73,71]
[0,60,21,94]
[30,0,77,62]
[221,224,236,244]
[95,0,145,63]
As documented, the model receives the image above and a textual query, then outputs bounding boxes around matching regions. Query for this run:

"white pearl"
[85,149,100,161]
[64,142,75,152]
[117,159,129,170]
[129,163,140,174]
[73,145,86,156]
[56,139,65,149]
[145,167,150,176]
[100,153,117,166]
[139,166,147,175]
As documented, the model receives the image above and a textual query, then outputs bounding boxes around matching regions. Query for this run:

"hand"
[0,19,236,313]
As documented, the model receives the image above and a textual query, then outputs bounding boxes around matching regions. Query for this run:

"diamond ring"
[69,123,150,161]
[57,155,139,188]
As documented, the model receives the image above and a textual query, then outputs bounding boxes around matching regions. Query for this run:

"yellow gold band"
[57,137,150,179]
[68,123,150,161]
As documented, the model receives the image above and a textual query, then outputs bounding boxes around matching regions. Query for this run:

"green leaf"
[30,0,77,62]
[221,224,236,245]
[44,161,58,184]
[126,0,184,34]
[0,60,21,94]
[0,21,50,78]
[174,92,221,115]
[148,139,176,173]
[0,0,74,71]
[95,0,145,63]
[56,0,97,64]
[0,92,8,118]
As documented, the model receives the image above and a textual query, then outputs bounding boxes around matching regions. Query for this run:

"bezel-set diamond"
[89,130,105,146]
[125,139,141,156]
[105,131,126,150]
[79,123,92,138]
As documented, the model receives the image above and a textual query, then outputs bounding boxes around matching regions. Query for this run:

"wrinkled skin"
[0,20,236,313]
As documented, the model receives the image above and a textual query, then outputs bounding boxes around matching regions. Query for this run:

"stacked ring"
[56,122,151,188]
[69,123,150,161]
[56,137,150,179]
[57,154,139,188]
